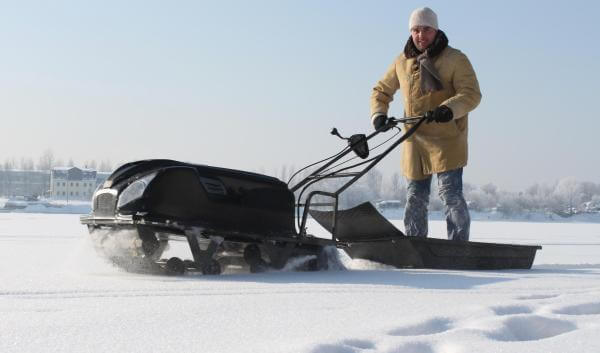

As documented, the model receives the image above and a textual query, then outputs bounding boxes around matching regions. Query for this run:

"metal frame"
[289,116,427,240]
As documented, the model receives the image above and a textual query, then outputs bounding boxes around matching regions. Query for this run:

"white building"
[50,167,100,201]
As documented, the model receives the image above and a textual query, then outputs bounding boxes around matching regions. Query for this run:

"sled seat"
[309,202,404,241]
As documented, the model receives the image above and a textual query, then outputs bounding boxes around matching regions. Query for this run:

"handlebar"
[389,116,426,125]
[374,115,426,133]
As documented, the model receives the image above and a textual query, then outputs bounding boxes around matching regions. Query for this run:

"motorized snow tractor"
[81,116,541,275]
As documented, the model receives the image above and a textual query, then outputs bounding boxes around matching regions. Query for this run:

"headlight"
[117,172,157,208]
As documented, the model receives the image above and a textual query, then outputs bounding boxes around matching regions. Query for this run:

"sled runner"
[81,116,541,274]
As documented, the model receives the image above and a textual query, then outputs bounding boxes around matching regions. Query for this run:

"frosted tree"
[98,160,113,172]
[580,181,600,203]
[587,194,600,212]
[496,192,521,217]
[3,159,15,171]
[469,183,500,212]
[481,183,497,196]
[84,160,98,170]
[383,172,407,203]
[37,149,55,171]
[20,157,34,171]
[463,182,476,194]
[365,168,383,200]
[524,182,555,212]
[554,177,583,215]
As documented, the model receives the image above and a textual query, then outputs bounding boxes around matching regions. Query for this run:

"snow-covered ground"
[1,213,599,353]
[0,198,91,214]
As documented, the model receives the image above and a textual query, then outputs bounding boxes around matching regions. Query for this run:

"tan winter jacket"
[371,46,481,180]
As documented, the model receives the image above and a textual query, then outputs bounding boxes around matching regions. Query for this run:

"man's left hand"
[425,105,453,123]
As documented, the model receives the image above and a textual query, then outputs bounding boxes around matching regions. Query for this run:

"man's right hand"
[373,114,392,132]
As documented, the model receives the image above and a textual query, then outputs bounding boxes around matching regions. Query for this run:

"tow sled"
[81,116,541,275]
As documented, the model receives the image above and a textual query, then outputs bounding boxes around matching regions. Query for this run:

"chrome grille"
[94,190,117,216]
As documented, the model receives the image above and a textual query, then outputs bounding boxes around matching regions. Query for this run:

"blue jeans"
[404,168,470,241]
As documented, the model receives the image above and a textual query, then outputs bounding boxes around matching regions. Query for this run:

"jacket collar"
[404,30,449,59]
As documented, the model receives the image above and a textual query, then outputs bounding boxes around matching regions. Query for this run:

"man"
[370,7,481,241]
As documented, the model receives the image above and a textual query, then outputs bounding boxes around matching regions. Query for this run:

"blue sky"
[1,1,599,191]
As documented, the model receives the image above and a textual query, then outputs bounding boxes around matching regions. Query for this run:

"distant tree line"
[276,165,600,218]
[1,149,113,172]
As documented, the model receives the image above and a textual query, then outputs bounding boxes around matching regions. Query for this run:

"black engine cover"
[102,159,296,237]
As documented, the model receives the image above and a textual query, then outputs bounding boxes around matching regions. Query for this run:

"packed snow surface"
[1,213,600,352]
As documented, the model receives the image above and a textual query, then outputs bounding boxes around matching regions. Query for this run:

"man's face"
[410,26,437,51]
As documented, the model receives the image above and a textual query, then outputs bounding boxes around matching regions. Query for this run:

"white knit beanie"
[408,7,438,31]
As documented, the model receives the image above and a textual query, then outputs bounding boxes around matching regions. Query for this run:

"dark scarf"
[404,30,448,94]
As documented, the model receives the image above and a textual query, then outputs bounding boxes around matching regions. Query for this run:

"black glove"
[373,114,391,132]
[425,105,453,123]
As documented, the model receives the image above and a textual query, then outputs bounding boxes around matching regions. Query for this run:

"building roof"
[51,166,97,181]
[53,166,95,172]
